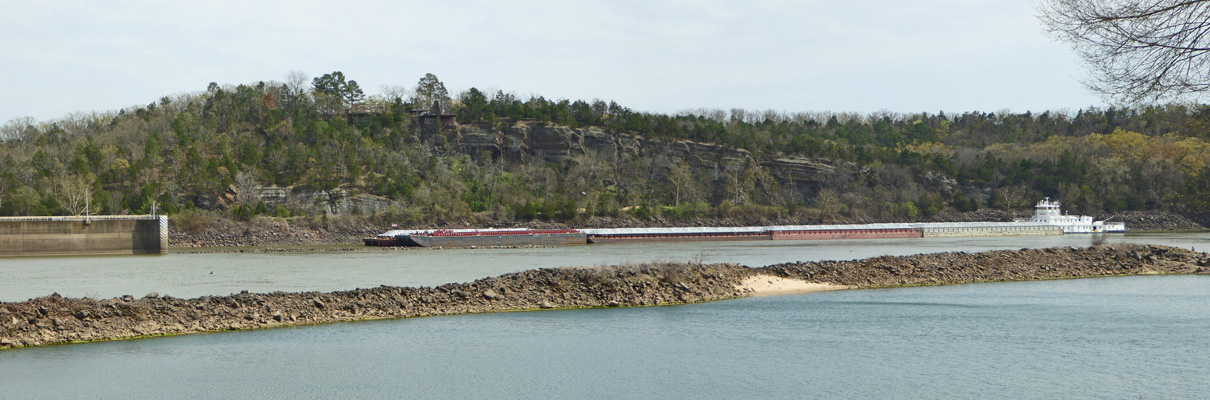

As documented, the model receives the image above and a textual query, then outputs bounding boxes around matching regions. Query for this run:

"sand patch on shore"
[738,275,850,296]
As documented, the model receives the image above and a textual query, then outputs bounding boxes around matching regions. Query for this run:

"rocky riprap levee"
[0,262,752,349]
[760,244,1210,287]
[3,245,1208,349]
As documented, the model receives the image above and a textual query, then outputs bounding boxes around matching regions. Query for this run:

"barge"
[366,228,586,248]
[769,227,922,240]
[580,227,769,243]
[580,226,926,242]
[362,229,421,247]
[366,199,1123,247]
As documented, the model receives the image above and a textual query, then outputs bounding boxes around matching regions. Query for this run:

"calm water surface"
[1,232,1206,301]
[2,234,1208,398]
[2,275,1207,399]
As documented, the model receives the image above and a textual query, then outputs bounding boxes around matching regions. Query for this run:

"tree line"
[2,71,1209,226]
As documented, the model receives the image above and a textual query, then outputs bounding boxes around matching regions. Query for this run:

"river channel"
[2,232,1207,302]
[2,233,1208,399]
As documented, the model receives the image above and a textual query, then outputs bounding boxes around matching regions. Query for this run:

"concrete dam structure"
[0,215,167,257]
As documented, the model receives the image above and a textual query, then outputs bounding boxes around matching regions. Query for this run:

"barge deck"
[366,201,1120,247]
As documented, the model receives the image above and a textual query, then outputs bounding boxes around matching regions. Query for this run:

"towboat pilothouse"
[1014,198,1127,233]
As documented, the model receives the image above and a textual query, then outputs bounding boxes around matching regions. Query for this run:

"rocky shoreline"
[3,244,1208,349]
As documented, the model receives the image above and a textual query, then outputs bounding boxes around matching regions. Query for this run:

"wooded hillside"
[2,72,1209,227]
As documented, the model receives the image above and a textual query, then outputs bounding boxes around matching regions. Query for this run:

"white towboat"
[1015,198,1126,233]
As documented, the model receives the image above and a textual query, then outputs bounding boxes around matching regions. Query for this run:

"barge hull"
[363,235,422,247]
[587,232,772,243]
[771,229,922,240]
[410,232,587,248]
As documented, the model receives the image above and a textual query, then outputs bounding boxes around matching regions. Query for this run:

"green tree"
[5,186,47,216]
[571,100,595,126]
[344,80,365,110]
[1184,168,1210,224]
[459,88,489,123]
[414,73,450,111]
[311,71,347,97]
[311,71,364,111]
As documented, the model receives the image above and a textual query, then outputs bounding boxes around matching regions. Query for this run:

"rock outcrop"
[222,185,396,216]
[448,122,845,200]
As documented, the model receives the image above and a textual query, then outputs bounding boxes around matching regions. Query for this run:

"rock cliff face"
[451,122,845,200]
[214,122,817,216]
[201,121,961,216]
[2,245,1207,349]
[261,187,393,215]
[222,185,397,216]
[762,157,836,193]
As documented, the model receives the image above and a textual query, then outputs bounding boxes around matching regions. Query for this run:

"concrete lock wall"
[0,216,167,257]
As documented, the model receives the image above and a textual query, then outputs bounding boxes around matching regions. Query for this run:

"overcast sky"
[1,0,1101,123]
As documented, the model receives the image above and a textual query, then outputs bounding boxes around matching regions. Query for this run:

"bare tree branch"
[57,175,99,216]
[1040,0,1210,103]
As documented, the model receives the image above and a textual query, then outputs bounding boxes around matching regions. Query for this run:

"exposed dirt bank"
[3,244,1208,349]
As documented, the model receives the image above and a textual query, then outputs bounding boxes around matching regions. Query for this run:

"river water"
[2,233,1209,399]
[1,233,1207,302]
[3,275,1209,399]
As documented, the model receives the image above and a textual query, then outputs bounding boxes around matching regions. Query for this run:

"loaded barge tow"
[365,228,585,247]
[365,199,1125,247]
